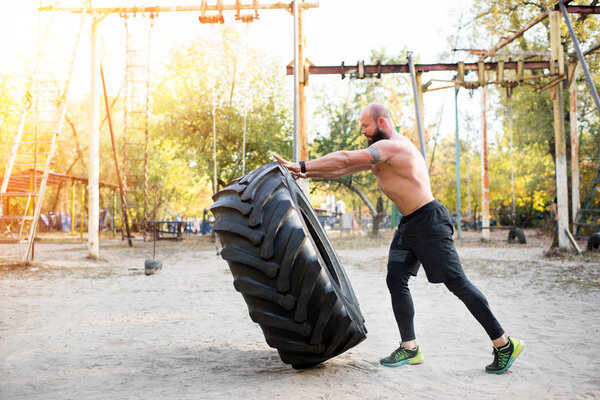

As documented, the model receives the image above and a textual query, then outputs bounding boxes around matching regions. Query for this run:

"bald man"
[274,103,523,374]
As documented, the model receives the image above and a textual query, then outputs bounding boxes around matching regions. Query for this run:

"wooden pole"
[454,87,462,239]
[508,90,516,222]
[80,184,84,239]
[550,10,569,248]
[112,189,116,236]
[292,0,300,163]
[88,15,100,258]
[408,53,426,161]
[212,101,218,194]
[481,85,490,241]
[101,64,132,246]
[298,3,308,164]
[416,71,425,149]
[568,61,580,232]
[293,0,309,194]
[71,181,75,234]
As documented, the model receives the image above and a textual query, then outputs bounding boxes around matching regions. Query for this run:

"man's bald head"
[359,103,395,146]
[361,103,392,124]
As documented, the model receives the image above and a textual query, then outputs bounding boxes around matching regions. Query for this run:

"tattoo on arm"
[368,145,381,165]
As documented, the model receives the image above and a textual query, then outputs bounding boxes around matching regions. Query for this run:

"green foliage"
[151,26,293,213]
[458,0,600,220]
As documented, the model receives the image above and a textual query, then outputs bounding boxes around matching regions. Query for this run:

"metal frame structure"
[33,1,318,259]
[0,2,87,262]
[286,0,599,249]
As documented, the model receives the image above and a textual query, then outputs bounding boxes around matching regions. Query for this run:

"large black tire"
[210,162,367,369]
[587,232,600,251]
[507,227,526,244]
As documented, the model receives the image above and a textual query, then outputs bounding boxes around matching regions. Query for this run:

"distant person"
[335,200,346,216]
[274,103,523,374]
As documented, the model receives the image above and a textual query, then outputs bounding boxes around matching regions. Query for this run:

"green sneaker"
[380,345,424,367]
[485,336,524,374]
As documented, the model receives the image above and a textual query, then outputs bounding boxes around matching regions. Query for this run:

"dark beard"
[367,127,387,146]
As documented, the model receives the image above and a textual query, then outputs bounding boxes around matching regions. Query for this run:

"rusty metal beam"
[560,5,600,14]
[483,0,574,59]
[40,2,319,14]
[286,60,551,76]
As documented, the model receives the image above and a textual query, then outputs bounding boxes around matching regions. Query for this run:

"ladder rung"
[127,158,146,161]
[15,152,51,156]
[0,239,28,244]
[126,174,145,177]
[0,216,34,221]
[0,192,39,197]
[124,142,145,146]
[20,141,53,144]
[12,163,47,167]
[125,190,144,193]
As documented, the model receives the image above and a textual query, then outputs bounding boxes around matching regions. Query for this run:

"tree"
[460,0,600,219]
[150,26,293,216]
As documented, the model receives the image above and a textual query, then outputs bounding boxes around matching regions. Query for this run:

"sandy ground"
[1,229,599,399]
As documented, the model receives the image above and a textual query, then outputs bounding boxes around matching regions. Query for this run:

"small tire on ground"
[587,232,600,251]
[507,227,526,244]
[210,162,367,369]
[144,259,163,275]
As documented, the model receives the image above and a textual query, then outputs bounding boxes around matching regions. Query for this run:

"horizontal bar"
[0,192,39,197]
[286,61,551,76]
[561,5,600,14]
[40,2,319,14]
[0,216,34,221]
[0,239,28,244]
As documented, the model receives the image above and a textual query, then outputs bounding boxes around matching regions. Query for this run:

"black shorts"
[388,200,464,283]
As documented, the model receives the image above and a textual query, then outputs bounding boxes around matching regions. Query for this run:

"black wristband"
[299,161,306,173]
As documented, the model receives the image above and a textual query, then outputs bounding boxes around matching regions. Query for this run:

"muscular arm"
[274,143,389,179]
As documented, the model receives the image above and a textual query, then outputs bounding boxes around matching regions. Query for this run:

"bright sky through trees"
[1,0,471,137]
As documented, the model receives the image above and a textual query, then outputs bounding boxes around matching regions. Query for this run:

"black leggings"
[386,201,504,342]
[386,267,504,342]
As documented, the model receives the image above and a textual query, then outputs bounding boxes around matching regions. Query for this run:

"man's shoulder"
[370,138,408,153]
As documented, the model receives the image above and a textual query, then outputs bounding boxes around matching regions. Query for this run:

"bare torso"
[371,135,434,216]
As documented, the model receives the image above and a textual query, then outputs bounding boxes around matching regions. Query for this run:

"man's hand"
[273,153,307,179]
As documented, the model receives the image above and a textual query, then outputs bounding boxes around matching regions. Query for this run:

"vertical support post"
[481,85,490,241]
[550,10,569,248]
[292,0,300,163]
[101,64,132,246]
[88,15,100,258]
[466,150,471,223]
[568,61,580,231]
[112,189,116,236]
[293,0,309,194]
[80,184,85,239]
[408,52,426,162]
[454,87,462,239]
[212,101,218,194]
[71,181,75,234]
[242,111,247,175]
[507,89,516,223]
